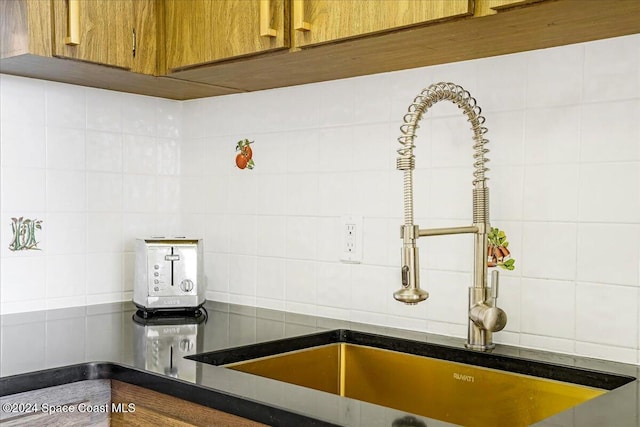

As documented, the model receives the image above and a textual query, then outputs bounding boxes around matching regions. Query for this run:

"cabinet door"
[165,0,289,72]
[292,0,472,48]
[52,0,134,70]
[132,0,159,75]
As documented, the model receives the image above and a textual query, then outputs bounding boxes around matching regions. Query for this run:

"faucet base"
[464,342,495,351]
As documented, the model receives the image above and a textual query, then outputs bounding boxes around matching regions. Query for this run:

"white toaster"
[134,237,205,313]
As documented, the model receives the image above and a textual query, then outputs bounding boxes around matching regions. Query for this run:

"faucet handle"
[469,304,507,332]
[469,269,507,333]
[490,269,499,300]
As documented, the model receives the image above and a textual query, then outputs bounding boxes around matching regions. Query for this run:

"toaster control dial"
[180,279,194,293]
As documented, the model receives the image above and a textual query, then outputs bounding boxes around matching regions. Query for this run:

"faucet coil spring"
[396,82,491,225]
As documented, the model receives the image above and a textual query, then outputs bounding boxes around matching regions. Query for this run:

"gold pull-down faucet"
[394,82,506,351]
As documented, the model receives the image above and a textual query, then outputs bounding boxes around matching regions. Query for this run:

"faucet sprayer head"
[394,286,429,305]
[394,244,429,304]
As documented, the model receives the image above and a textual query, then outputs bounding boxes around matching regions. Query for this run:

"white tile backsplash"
[157,138,180,175]
[316,217,340,262]
[87,172,123,212]
[431,115,477,168]
[353,73,393,124]
[46,127,85,170]
[2,34,640,365]
[46,170,86,212]
[254,174,285,215]
[520,334,575,354]
[285,260,317,305]
[583,36,640,103]
[1,256,46,302]
[475,53,527,113]
[316,262,352,309]
[256,257,286,301]
[229,215,257,256]
[157,99,182,139]
[122,213,156,252]
[576,224,640,286]
[575,282,639,349]
[85,131,123,172]
[318,79,355,126]
[87,213,123,253]
[429,168,473,220]
[578,162,640,223]
[485,110,525,167]
[123,174,157,213]
[156,176,181,213]
[180,137,206,177]
[286,216,317,260]
[521,279,576,339]
[229,254,257,298]
[285,130,320,173]
[123,135,157,175]
[317,127,353,173]
[46,254,86,299]
[523,164,580,221]
[45,213,86,255]
[422,270,470,325]
[524,106,581,164]
[522,222,577,281]
[350,265,389,314]
[0,74,46,125]
[1,122,46,168]
[121,93,158,136]
[1,168,46,212]
[580,100,640,162]
[284,174,319,216]
[86,89,122,132]
[318,173,354,217]
[526,43,584,108]
[490,166,524,221]
[85,253,123,295]
[205,252,229,293]
[575,341,638,365]
[45,82,86,129]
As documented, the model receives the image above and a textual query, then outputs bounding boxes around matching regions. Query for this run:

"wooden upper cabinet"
[164,0,289,72]
[0,0,52,59]
[291,0,473,48]
[52,0,134,69]
[51,0,157,74]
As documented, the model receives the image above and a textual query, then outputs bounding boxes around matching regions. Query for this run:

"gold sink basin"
[189,330,634,427]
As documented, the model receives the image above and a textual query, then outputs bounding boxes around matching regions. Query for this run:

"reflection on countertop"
[132,309,207,382]
[1,301,639,427]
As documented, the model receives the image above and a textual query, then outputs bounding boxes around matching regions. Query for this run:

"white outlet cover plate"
[340,215,363,263]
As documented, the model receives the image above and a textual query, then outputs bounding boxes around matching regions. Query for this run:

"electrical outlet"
[340,216,363,263]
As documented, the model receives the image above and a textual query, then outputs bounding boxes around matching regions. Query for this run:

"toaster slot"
[164,246,180,286]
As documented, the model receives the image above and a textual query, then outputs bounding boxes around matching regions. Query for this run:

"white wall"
[1,33,639,364]
[0,76,183,312]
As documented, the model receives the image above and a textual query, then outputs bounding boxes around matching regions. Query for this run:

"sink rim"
[187,329,635,391]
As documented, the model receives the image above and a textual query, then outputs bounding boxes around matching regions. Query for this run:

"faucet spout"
[394,82,506,351]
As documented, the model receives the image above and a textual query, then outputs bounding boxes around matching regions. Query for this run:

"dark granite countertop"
[1,301,638,426]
